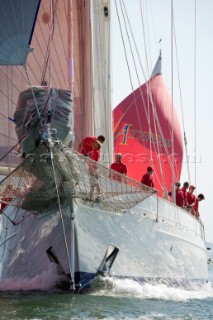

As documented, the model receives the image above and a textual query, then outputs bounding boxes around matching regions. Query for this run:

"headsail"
[113,56,183,197]
[0,0,41,171]
[0,0,40,66]
[0,0,112,173]
[0,1,75,170]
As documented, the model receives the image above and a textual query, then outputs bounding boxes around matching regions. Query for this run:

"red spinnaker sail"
[113,74,183,197]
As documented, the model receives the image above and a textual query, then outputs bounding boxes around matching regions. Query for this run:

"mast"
[91,0,113,165]
[72,0,93,148]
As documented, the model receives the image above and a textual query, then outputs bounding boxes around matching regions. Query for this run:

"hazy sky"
[111,0,213,242]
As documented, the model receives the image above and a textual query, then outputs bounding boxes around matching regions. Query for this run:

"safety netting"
[0,145,157,213]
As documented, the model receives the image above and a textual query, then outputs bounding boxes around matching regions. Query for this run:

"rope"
[172,19,191,183]
[138,0,154,164]
[139,0,150,79]
[119,1,173,189]
[194,0,197,189]
[50,148,75,288]
[121,0,161,169]
[121,1,172,172]
[6,66,12,172]
[171,0,175,202]
[24,65,42,121]
[116,0,147,157]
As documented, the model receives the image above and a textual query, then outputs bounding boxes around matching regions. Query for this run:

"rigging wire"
[114,2,135,99]
[171,0,175,202]
[147,0,159,55]
[116,2,152,189]
[52,5,68,86]
[0,3,73,162]
[0,88,51,164]
[122,0,174,168]
[138,1,166,188]
[138,0,152,156]
[24,65,41,121]
[0,111,13,121]
[120,0,174,189]
[50,149,74,289]
[37,0,67,88]
[67,0,74,144]
[142,21,162,181]
[138,1,183,188]
[41,0,56,84]
[0,68,22,94]
[118,0,147,157]
[194,0,197,189]
[173,15,191,183]
[0,132,16,141]
[120,0,166,182]
[139,0,150,79]
[0,0,72,163]
[7,66,14,172]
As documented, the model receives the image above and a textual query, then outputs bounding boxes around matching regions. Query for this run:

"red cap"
[189,185,196,189]
[147,166,154,172]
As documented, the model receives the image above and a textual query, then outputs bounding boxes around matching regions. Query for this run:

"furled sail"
[113,55,183,197]
[0,0,112,174]
[0,0,41,171]
[0,0,77,171]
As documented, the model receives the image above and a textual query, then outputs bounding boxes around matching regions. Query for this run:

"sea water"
[0,266,213,320]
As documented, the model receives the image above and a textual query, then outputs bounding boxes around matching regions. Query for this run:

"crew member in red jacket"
[87,142,102,200]
[168,182,184,208]
[78,135,105,158]
[110,153,127,182]
[141,167,154,188]
[193,193,205,219]
[186,185,196,215]
[180,181,189,206]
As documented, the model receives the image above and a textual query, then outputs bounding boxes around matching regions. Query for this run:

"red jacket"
[193,198,199,213]
[89,149,100,162]
[168,190,184,207]
[180,186,188,206]
[186,192,196,206]
[141,173,154,188]
[110,162,127,175]
[110,162,127,182]
[79,136,97,155]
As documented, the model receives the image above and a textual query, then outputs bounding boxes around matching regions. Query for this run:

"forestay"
[0,147,156,213]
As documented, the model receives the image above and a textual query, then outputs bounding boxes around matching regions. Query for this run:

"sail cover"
[0,0,40,65]
[113,72,183,197]
[0,0,72,170]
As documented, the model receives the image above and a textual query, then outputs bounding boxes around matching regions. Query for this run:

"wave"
[91,276,213,301]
